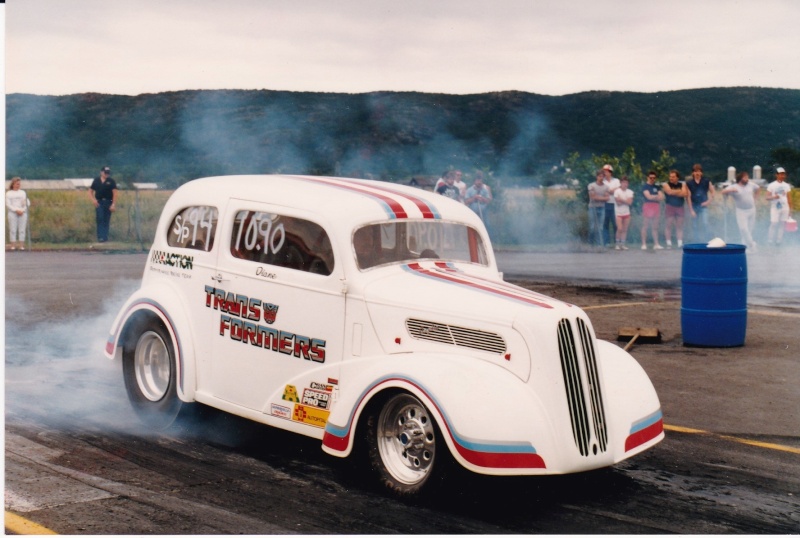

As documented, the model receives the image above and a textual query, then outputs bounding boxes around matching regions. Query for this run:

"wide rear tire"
[122,319,183,430]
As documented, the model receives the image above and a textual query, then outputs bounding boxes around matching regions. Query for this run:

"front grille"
[557,318,608,456]
[406,318,506,354]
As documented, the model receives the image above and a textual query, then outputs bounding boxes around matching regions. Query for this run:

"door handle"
[211,273,227,283]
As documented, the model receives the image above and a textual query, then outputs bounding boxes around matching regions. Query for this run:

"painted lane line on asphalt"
[665,424,800,455]
[5,511,58,535]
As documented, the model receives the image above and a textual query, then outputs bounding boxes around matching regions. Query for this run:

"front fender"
[595,340,664,460]
[105,282,197,402]
[322,353,554,474]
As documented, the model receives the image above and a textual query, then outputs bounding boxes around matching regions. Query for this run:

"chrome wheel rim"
[134,331,171,402]
[377,394,436,485]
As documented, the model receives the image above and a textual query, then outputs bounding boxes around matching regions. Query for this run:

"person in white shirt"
[6,177,29,251]
[613,176,634,249]
[721,171,760,250]
[766,167,793,245]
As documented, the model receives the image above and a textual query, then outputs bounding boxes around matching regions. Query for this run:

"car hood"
[360,262,579,380]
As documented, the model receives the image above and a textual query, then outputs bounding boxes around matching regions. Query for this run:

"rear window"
[230,210,334,275]
[167,206,218,252]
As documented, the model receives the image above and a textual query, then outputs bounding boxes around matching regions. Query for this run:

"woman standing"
[640,171,665,250]
[6,177,29,251]
[662,169,688,248]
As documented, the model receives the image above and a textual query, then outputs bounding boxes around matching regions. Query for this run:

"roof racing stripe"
[289,175,440,219]
[403,263,556,309]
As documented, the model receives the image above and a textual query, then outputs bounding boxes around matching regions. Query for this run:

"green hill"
[7,87,800,186]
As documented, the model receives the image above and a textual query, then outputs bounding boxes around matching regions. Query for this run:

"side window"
[167,206,218,252]
[230,210,334,275]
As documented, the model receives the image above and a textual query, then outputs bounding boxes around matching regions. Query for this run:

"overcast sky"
[5,0,800,97]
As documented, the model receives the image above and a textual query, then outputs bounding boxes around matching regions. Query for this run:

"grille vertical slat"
[577,318,608,451]
[557,319,590,456]
[557,317,608,457]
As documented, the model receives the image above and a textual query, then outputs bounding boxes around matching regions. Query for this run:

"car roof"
[176,175,484,230]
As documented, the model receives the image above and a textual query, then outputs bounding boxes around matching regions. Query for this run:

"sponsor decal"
[151,249,194,270]
[302,388,331,410]
[292,403,330,428]
[282,385,300,402]
[271,403,292,419]
[310,381,334,392]
[204,286,326,362]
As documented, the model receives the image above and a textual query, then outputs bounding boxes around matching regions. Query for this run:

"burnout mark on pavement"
[665,424,800,455]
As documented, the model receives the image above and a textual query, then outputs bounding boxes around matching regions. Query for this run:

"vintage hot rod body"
[106,175,663,494]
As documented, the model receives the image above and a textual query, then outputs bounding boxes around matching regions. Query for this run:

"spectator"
[587,170,609,247]
[686,163,715,242]
[453,170,467,202]
[640,170,665,250]
[766,167,793,246]
[602,164,620,247]
[88,166,118,243]
[613,176,634,250]
[662,169,688,248]
[6,177,29,251]
[436,171,462,202]
[464,172,492,221]
[721,171,760,251]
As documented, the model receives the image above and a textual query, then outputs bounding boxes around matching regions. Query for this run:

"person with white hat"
[766,167,793,245]
[601,164,620,247]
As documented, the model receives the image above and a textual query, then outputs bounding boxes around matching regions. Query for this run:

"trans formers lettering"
[204,286,326,362]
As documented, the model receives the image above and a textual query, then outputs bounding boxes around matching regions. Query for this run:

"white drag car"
[106,175,663,495]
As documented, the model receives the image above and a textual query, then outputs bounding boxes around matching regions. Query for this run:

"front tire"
[365,392,444,496]
[122,319,182,430]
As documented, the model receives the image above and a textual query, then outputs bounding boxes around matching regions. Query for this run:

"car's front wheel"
[365,392,444,496]
[123,319,183,430]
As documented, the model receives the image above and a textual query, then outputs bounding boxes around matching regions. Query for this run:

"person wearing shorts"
[641,171,664,250]
[662,169,688,248]
[613,176,634,249]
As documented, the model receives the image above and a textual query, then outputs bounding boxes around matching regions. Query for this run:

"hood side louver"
[405,318,507,354]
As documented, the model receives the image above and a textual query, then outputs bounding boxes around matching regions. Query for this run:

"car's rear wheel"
[123,319,182,430]
[365,392,443,496]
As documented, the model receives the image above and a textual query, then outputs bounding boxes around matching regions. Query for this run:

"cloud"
[5,0,800,96]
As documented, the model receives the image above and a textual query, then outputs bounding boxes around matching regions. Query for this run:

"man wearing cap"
[89,166,118,242]
[601,164,620,247]
[766,167,793,245]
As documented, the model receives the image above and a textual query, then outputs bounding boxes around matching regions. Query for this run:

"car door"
[207,199,345,415]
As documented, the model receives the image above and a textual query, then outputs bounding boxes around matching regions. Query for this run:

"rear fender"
[322,354,554,474]
[105,283,197,402]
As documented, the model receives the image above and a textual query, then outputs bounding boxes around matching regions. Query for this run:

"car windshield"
[353,220,488,270]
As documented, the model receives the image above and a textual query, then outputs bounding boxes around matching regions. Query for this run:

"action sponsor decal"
[151,249,194,270]
[293,403,330,428]
[204,286,326,362]
[149,250,194,279]
[271,403,292,419]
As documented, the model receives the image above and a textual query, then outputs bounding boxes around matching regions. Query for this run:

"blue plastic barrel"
[681,244,747,347]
